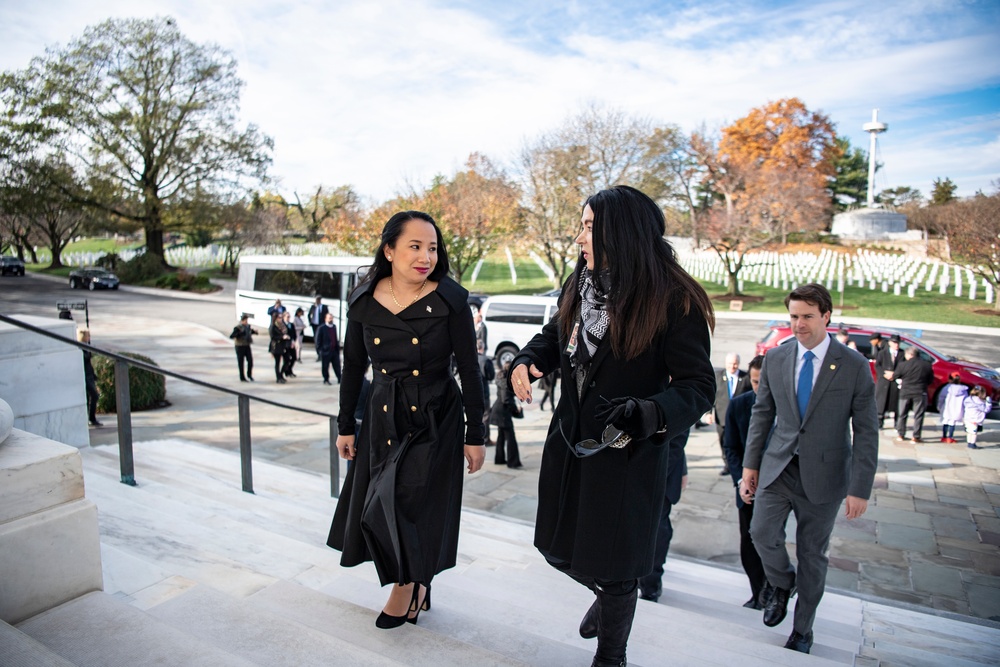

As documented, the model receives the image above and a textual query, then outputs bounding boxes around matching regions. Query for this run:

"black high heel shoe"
[375,584,417,629]
[407,584,428,624]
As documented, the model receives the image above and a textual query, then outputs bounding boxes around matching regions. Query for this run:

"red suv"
[756,324,1000,412]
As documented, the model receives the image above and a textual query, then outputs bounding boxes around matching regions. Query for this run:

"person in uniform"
[327,210,485,629]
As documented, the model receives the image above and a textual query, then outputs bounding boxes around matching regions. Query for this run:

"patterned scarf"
[573,268,610,367]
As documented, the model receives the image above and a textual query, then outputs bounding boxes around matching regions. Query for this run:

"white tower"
[862,109,887,208]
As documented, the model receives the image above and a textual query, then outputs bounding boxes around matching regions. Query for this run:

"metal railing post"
[329,416,340,498]
[238,395,254,494]
[114,359,135,486]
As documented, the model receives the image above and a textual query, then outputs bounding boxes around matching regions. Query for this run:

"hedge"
[93,352,167,413]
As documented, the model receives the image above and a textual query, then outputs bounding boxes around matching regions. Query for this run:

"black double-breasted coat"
[326,276,484,586]
[513,297,715,582]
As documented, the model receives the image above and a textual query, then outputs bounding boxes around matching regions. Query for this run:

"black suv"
[69,268,120,290]
[0,256,26,276]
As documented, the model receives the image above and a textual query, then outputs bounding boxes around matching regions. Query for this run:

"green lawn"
[698,279,1000,328]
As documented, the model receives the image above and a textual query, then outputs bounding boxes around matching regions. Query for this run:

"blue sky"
[1,0,997,203]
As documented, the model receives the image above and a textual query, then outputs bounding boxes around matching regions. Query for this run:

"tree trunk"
[727,271,739,296]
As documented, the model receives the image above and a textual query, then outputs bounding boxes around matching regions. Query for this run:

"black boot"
[579,597,599,639]
[592,585,638,667]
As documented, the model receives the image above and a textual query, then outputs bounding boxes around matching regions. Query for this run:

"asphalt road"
[2,272,999,369]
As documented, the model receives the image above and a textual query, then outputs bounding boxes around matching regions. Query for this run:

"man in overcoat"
[741,283,878,655]
[714,352,752,474]
[874,334,903,428]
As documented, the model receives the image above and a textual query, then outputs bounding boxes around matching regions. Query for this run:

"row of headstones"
[679,249,996,306]
[57,242,351,268]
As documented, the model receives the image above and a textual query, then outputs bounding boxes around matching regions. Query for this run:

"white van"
[479,295,560,367]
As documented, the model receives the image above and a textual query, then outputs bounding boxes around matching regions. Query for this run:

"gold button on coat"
[411,406,417,412]
[374,337,381,345]
[412,337,418,344]
[381,368,387,374]
[412,369,420,376]
[383,404,388,412]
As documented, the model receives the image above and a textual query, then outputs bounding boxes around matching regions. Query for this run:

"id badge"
[566,321,580,355]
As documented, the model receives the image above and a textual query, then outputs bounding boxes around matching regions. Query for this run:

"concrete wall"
[831,209,909,240]
[0,424,103,624]
[0,315,89,447]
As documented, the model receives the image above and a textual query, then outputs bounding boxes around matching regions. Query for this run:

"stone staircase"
[9,439,1000,666]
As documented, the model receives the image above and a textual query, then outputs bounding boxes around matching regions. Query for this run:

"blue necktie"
[728,375,736,398]
[798,350,815,419]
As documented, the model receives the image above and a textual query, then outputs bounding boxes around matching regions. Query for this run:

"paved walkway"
[70,304,1000,625]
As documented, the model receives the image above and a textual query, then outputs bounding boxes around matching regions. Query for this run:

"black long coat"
[874,345,903,413]
[327,277,484,586]
[513,298,714,581]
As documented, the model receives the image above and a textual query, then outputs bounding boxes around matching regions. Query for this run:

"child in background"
[936,373,968,444]
[963,386,992,450]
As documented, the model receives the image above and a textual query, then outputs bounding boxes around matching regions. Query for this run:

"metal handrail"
[0,312,342,497]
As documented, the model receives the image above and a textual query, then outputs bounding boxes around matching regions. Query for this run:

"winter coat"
[963,396,992,425]
[937,384,968,425]
[514,296,714,581]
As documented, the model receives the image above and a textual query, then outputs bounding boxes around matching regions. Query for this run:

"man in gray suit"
[741,283,878,654]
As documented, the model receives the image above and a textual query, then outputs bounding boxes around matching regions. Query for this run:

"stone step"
[16,592,254,667]
[146,584,414,667]
[0,619,76,667]
[65,438,1000,667]
[858,602,1000,667]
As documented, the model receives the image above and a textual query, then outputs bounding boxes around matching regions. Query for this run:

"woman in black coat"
[327,210,485,630]
[268,313,291,383]
[510,186,715,667]
[490,361,522,468]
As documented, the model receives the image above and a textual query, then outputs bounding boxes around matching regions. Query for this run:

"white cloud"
[0,0,996,200]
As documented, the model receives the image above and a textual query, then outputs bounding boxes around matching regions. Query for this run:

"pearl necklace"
[389,276,427,309]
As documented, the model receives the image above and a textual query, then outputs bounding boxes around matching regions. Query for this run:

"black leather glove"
[594,397,665,440]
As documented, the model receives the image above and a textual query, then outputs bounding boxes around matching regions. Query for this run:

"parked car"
[0,255,26,276]
[69,268,120,291]
[479,294,560,367]
[756,323,1000,411]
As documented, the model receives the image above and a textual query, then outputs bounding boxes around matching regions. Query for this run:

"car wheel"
[70,278,78,289]
[112,284,119,290]
[496,344,518,369]
[88,281,96,291]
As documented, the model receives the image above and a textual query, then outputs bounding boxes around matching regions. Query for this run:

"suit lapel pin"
[830,364,836,370]
[426,306,433,313]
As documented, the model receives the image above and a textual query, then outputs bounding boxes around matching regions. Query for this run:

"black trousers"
[738,501,767,600]
[235,346,253,380]
[638,500,673,594]
[273,352,284,381]
[85,381,100,423]
[494,425,520,466]
[897,393,927,439]
[321,350,342,382]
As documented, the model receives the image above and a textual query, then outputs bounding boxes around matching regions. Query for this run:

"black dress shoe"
[638,579,661,602]
[763,584,795,627]
[784,630,813,653]
[323,380,331,385]
[742,596,763,610]
[758,581,775,608]
[89,420,102,427]
[719,467,730,476]
[247,376,254,382]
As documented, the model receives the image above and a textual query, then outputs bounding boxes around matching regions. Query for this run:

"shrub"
[116,252,164,284]
[95,252,122,272]
[153,271,212,291]
[93,352,167,413]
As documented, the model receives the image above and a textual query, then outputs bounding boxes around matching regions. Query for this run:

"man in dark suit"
[874,334,903,428]
[742,283,878,654]
[722,355,768,609]
[308,296,330,361]
[715,352,752,475]
[894,346,934,443]
[638,429,689,602]
[316,312,341,385]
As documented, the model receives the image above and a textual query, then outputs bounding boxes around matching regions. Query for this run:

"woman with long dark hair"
[327,211,486,629]
[510,185,716,667]
[268,312,291,383]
